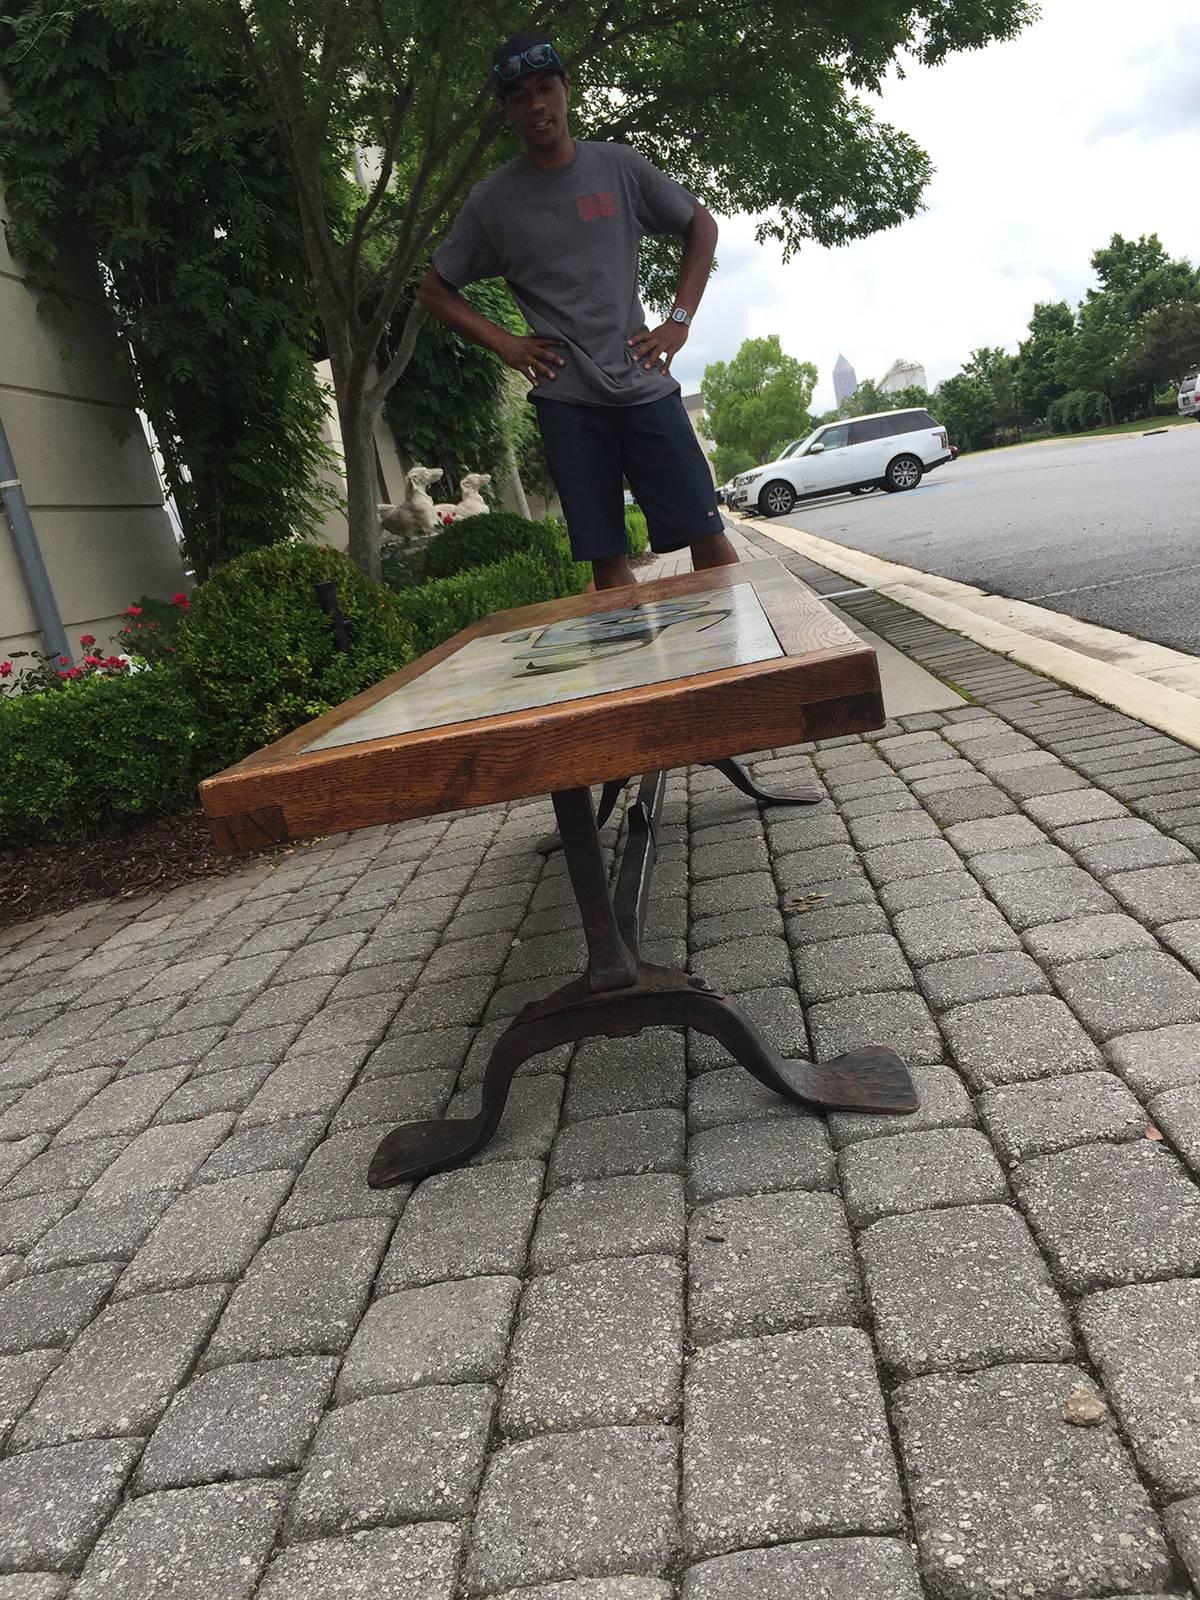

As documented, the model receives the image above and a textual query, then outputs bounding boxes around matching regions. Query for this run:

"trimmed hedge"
[392,548,588,657]
[1,523,591,851]
[421,510,554,581]
[624,505,649,556]
[177,543,416,769]
[0,667,203,846]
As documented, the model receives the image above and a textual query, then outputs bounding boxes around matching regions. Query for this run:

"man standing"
[418,31,739,591]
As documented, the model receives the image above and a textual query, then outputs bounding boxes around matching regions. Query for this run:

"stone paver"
[465,1426,679,1593]
[0,1262,121,1354]
[686,1114,833,1203]
[839,1127,1008,1228]
[136,1356,336,1491]
[7,567,1200,1595]
[290,1386,495,1539]
[894,1363,1173,1599]
[339,1277,519,1401]
[1054,950,1200,1039]
[501,1255,682,1437]
[531,1174,685,1273]
[72,1480,288,1599]
[688,1190,859,1344]
[978,1071,1148,1164]
[860,1204,1073,1377]
[11,1283,225,1450]
[683,1327,902,1560]
[204,1218,389,1364]
[255,1523,461,1600]
[1080,1279,1200,1498]
[1106,1023,1200,1096]
[682,1537,924,1599]
[380,1160,542,1288]
[942,993,1101,1089]
[0,1438,141,1574]
[1014,1141,1200,1293]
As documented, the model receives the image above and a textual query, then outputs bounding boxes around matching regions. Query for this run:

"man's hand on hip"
[497,332,567,385]
[628,321,688,371]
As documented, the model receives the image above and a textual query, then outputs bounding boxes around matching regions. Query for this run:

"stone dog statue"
[379,464,444,541]
[432,472,492,524]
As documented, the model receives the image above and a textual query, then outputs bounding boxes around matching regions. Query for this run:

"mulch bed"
[0,810,285,933]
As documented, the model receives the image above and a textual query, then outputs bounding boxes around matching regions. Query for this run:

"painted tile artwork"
[304,585,784,750]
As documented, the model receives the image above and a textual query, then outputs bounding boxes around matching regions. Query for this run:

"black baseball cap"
[491,31,566,97]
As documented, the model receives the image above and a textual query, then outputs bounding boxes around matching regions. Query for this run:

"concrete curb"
[732,516,1200,753]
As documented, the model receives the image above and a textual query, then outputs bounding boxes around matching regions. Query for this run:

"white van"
[729,408,953,517]
[1179,371,1198,420]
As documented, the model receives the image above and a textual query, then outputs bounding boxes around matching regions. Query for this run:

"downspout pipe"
[0,409,70,662]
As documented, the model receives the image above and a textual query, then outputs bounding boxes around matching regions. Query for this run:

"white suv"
[729,408,953,517]
[1179,371,1198,420]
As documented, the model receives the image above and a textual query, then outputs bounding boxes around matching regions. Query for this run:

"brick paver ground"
[1,527,1199,1597]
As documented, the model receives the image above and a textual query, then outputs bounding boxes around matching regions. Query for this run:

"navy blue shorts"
[534,392,723,562]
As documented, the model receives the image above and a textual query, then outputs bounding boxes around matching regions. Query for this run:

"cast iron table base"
[369,773,918,1189]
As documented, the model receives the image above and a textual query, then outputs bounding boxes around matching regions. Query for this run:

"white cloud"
[672,0,1200,412]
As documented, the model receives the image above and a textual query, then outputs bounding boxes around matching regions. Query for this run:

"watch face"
[671,308,689,324]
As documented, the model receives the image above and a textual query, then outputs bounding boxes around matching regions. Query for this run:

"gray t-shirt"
[433,141,696,408]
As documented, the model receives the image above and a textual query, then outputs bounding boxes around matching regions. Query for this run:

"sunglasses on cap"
[493,42,565,86]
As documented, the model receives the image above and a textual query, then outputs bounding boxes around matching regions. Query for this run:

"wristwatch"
[669,306,692,327]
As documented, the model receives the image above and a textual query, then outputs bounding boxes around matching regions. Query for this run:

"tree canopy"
[702,336,818,473]
[116,0,1040,573]
[0,3,338,580]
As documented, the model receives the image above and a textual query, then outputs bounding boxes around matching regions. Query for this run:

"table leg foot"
[369,968,917,1186]
[682,984,918,1114]
[710,756,823,807]
[368,1014,549,1188]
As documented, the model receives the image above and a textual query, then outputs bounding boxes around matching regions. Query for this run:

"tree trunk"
[342,402,382,582]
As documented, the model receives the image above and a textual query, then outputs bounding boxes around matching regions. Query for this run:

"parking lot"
[754,424,1200,655]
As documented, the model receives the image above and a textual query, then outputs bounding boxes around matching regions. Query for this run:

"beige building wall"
[681,391,717,482]
[0,178,185,664]
[313,359,409,553]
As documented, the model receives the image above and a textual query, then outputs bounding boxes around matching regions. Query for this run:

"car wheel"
[758,480,796,517]
[884,454,923,492]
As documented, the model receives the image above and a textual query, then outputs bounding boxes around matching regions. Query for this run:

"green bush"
[421,510,558,581]
[624,505,649,557]
[0,667,204,846]
[178,542,415,769]
[117,592,191,665]
[392,549,588,657]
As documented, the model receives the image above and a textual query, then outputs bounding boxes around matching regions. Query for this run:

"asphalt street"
[765,424,1200,655]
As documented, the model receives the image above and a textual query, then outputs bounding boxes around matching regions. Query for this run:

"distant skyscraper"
[833,353,858,407]
[878,357,928,394]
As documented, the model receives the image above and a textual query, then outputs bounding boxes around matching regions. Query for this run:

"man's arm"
[628,202,719,371]
[417,267,566,386]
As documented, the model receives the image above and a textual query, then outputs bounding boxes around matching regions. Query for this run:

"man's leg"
[620,394,737,571]
[533,399,631,588]
[689,530,740,571]
[590,552,637,590]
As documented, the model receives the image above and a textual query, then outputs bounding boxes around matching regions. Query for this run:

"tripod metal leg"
[711,756,823,807]
[369,966,917,1187]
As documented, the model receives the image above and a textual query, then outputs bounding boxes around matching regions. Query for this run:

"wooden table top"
[200,559,882,854]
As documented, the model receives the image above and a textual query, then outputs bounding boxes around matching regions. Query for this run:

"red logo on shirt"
[576,191,617,222]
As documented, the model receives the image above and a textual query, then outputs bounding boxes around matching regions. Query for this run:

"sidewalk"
[2,523,1200,1598]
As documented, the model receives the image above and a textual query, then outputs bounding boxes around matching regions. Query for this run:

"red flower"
[0,661,12,677]
[59,655,70,665]
[125,604,143,617]
[79,634,96,646]
[172,592,189,606]
[103,656,126,669]
[83,655,103,667]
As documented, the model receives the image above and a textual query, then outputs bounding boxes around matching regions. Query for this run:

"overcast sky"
[671,0,1200,413]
